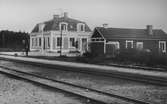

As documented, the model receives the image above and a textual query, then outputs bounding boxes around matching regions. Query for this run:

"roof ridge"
[96,27,163,31]
[95,26,167,40]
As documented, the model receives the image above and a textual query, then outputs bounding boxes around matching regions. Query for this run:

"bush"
[114,48,167,66]
[75,51,101,63]
[145,53,167,66]
[69,50,80,53]
[78,49,167,67]
[114,48,137,62]
[58,55,67,58]
[82,51,96,58]
[14,53,18,57]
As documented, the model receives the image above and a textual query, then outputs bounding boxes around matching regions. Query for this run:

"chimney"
[64,12,68,18]
[147,25,153,35]
[53,14,59,19]
[103,23,108,28]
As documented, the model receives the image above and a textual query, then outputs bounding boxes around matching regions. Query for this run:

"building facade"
[91,25,167,56]
[30,12,91,54]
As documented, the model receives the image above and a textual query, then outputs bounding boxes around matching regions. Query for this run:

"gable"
[91,28,104,38]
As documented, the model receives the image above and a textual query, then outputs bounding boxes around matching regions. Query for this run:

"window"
[159,41,166,53]
[47,37,50,48]
[106,41,120,49]
[38,23,45,32]
[39,38,41,46]
[61,24,66,31]
[70,38,75,48]
[32,38,35,47]
[80,25,84,31]
[57,37,62,47]
[136,42,143,50]
[77,23,85,32]
[35,38,38,46]
[126,40,133,48]
[60,22,68,31]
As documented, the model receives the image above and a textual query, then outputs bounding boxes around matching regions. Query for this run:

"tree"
[0,30,29,51]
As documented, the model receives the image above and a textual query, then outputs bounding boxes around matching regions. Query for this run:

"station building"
[30,12,91,55]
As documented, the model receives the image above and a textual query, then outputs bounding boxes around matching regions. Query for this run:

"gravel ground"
[0,60,167,104]
[0,73,88,104]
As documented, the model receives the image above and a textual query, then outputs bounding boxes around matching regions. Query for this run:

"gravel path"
[0,73,87,104]
[0,60,167,104]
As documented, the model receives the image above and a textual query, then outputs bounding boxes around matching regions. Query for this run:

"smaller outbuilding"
[90,25,167,56]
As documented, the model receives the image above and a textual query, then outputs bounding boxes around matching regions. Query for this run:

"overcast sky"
[0,0,167,33]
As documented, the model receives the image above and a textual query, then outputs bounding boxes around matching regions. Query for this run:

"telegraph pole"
[59,9,64,56]
[60,28,63,56]
[41,28,44,53]
[40,23,44,53]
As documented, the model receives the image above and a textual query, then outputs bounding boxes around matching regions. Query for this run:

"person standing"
[23,39,29,56]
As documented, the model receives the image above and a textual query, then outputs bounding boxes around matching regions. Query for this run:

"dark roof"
[32,16,91,33]
[94,27,167,40]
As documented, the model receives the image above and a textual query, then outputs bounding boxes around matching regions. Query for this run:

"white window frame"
[47,37,50,48]
[106,41,120,49]
[136,42,143,50]
[38,23,45,32]
[126,40,133,48]
[39,37,41,47]
[159,41,166,53]
[59,22,68,31]
[31,38,34,47]
[35,38,38,47]
[37,37,39,47]
[69,37,76,48]
[56,37,64,48]
[77,23,85,32]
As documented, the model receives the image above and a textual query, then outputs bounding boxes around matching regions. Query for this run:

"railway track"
[84,70,167,86]
[0,65,149,104]
[0,55,167,86]
[30,63,167,86]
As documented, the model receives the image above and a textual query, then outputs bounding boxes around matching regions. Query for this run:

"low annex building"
[30,12,91,54]
[91,25,167,56]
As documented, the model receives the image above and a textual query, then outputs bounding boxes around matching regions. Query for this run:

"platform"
[0,54,167,80]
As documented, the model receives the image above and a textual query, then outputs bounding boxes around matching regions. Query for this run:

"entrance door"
[106,41,119,56]
[82,38,87,53]
[106,44,116,56]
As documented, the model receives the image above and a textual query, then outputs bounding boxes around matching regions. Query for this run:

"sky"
[0,0,167,33]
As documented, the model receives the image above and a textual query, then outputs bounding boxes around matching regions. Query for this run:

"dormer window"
[60,22,68,31]
[38,23,45,32]
[80,25,84,31]
[77,23,85,32]
[61,24,67,31]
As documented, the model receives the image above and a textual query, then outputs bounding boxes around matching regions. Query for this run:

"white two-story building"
[30,12,91,55]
